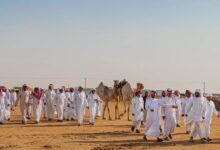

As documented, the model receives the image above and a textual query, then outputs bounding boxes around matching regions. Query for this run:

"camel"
[96,81,144,121]
[96,82,114,120]
[113,80,134,121]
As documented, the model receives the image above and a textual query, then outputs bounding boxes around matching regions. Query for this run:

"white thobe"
[10,92,17,109]
[54,93,66,120]
[203,100,219,138]
[0,93,7,123]
[17,90,31,123]
[45,90,56,119]
[186,97,207,138]
[172,96,182,125]
[27,94,33,118]
[161,97,176,138]
[132,96,144,130]
[33,96,42,122]
[66,92,76,119]
[144,98,160,138]
[181,97,193,132]
[88,93,101,124]
[63,92,70,119]
[41,94,47,117]
[96,99,103,117]
[4,91,11,120]
[132,96,144,122]
[74,91,88,125]
[158,97,166,128]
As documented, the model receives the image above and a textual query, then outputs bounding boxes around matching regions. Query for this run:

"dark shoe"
[201,138,206,144]
[164,137,169,141]
[27,117,31,120]
[169,134,173,139]
[78,124,81,126]
[157,138,163,142]
[0,122,3,125]
[186,131,191,134]
[35,121,39,124]
[207,138,212,142]
[8,118,10,121]
[22,121,27,125]
[131,126,135,132]
[48,119,52,121]
[176,124,180,127]
[190,137,194,142]
[143,135,147,141]
[89,123,94,126]
[136,130,141,133]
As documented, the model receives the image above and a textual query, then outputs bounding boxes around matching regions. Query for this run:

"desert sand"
[0,102,219,150]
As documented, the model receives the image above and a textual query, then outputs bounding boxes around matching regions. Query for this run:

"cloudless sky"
[0,0,220,92]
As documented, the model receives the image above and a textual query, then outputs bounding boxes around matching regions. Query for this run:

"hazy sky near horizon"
[0,0,220,92]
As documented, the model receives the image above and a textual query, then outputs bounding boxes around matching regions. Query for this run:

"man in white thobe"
[15,84,31,124]
[0,88,8,124]
[96,98,103,117]
[87,89,101,125]
[27,91,33,120]
[161,89,177,141]
[45,84,56,121]
[173,90,182,127]
[66,88,76,121]
[186,89,207,143]
[181,90,193,134]
[10,89,17,111]
[159,91,167,132]
[54,89,66,122]
[74,87,88,126]
[41,89,47,119]
[3,88,11,121]
[131,91,144,133]
[203,94,219,142]
[142,91,149,124]
[143,90,177,142]
[32,87,43,124]
[64,88,70,120]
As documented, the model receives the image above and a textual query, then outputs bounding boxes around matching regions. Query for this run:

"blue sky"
[0,0,220,92]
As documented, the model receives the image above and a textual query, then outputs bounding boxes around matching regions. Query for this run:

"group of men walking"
[1,84,219,143]
[132,88,219,143]
[0,84,103,126]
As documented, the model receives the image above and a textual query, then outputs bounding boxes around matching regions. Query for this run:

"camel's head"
[113,80,119,85]
[96,82,105,99]
[98,82,104,86]
[97,82,104,90]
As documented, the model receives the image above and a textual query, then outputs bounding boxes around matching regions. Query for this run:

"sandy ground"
[0,102,219,150]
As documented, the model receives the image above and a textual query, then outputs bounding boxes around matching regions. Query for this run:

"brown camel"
[96,82,114,120]
[113,79,134,121]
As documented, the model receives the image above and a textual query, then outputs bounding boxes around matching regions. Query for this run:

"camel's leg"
[102,101,107,120]
[115,96,121,119]
[120,96,127,117]
[127,101,132,121]
[107,101,112,120]
[115,101,118,120]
